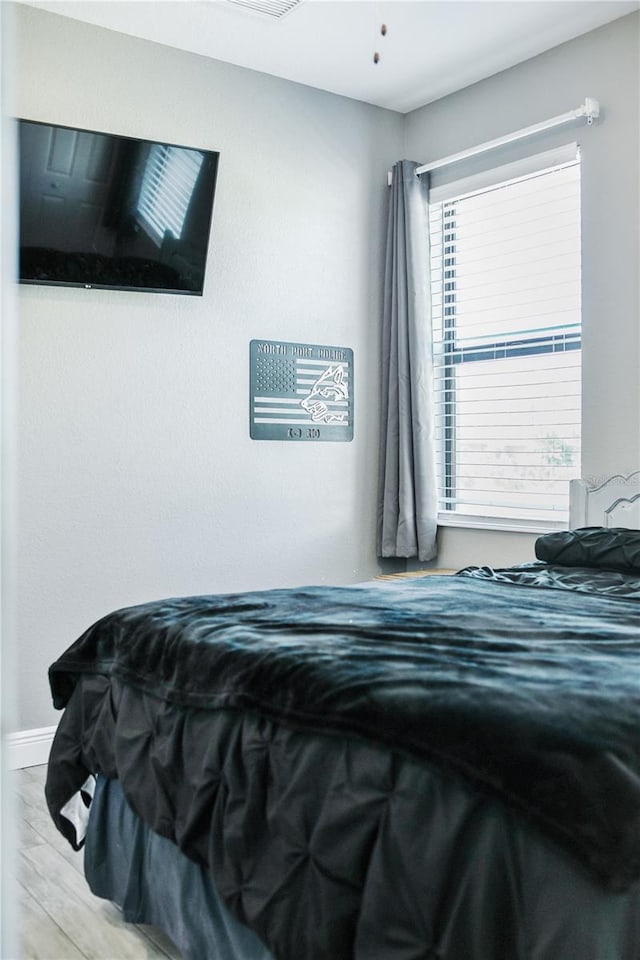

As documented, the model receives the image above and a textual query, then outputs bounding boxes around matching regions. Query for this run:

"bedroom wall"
[405,11,640,571]
[8,3,404,732]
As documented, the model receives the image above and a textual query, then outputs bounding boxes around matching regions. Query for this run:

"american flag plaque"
[250,340,354,441]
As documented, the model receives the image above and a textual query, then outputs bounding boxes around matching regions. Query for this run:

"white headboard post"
[569,471,640,529]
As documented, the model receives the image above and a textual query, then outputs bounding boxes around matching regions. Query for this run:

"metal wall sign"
[250,339,354,441]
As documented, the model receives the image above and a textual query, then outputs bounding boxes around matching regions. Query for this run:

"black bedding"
[460,560,640,599]
[45,556,640,960]
[85,744,638,960]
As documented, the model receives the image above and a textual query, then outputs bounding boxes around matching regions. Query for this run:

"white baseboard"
[5,725,57,770]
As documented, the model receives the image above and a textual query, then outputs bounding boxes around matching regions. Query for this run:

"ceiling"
[21,0,640,113]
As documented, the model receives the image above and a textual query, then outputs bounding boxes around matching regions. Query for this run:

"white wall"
[405,11,640,570]
[1,2,20,952]
[10,4,404,731]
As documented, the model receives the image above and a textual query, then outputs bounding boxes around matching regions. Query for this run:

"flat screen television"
[18,119,220,295]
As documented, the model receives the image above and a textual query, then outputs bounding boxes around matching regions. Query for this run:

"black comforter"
[47,574,640,894]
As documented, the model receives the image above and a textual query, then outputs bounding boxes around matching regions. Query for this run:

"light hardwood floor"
[11,764,182,960]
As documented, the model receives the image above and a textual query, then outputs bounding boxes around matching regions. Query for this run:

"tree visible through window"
[428,154,582,527]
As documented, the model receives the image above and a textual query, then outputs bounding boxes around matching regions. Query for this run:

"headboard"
[569,471,640,529]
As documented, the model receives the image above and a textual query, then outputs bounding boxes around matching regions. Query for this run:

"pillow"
[535,527,640,572]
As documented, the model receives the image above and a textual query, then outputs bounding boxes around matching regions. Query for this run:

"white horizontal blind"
[429,157,581,527]
[137,145,204,245]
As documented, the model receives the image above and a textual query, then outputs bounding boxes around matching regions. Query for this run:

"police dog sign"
[250,340,353,442]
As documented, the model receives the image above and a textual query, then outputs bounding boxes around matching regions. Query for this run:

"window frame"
[428,144,582,534]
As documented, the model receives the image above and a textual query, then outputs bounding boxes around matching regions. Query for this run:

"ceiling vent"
[224,0,303,18]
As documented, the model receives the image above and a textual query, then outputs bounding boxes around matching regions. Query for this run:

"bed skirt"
[85,775,274,960]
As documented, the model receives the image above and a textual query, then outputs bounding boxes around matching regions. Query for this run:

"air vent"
[225,0,302,18]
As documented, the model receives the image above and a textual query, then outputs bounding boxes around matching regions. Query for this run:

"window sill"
[437,513,567,535]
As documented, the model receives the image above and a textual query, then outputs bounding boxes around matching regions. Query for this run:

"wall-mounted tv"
[18,119,220,295]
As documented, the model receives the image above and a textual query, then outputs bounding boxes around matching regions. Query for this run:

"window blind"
[428,154,582,528]
[137,145,204,245]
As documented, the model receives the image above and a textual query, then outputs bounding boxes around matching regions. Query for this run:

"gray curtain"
[377,160,438,562]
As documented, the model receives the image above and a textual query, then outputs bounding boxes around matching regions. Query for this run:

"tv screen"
[18,119,220,295]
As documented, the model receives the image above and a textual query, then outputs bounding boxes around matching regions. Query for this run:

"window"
[428,147,582,530]
[137,145,204,245]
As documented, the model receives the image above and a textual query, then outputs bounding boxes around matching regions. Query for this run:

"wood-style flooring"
[11,764,182,960]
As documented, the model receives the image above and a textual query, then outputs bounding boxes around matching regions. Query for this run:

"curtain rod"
[413,98,599,177]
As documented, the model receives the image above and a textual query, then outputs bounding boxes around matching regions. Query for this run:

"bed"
[45,472,640,960]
